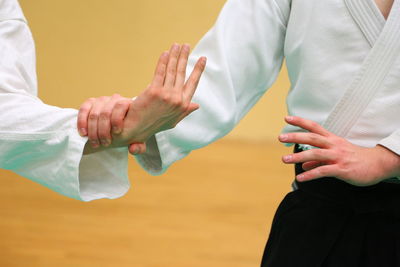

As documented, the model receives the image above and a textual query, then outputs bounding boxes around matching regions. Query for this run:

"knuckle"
[309,133,319,141]
[89,113,99,120]
[335,137,347,146]
[115,100,130,109]
[156,68,166,77]
[100,111,111,120]
[168,68,176,76]
[147,89,161,99]
[115,101,125,109]
[177,67,186,75]
[170,97,182,107]
[179,103,189,112]
[310,121,318,128]
[162,94,171,103]
[79,106,89,113]
[99,131,110,140]
[312,149,323,157]
[112,93,121,98]
[318,168,328,177]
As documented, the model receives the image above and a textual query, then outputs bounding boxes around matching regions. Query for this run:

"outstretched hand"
[113,43,206,153]
[279,116,400,186]
[78,43,206,155]
[113,44,206,149]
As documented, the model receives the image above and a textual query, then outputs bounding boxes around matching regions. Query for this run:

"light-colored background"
[0,1,293,266]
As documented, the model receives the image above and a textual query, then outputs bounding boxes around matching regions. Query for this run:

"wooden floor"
[0,140,294,267]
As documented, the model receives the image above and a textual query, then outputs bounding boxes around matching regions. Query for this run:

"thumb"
[187,102,200,113]
[175,102,200,124]
[128,142,147,155]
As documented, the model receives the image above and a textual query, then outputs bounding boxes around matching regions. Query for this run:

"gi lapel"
[322,0,400,137]
[344,0,386,46]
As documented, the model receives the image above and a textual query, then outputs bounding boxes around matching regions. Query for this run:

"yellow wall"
[19,0,290,142]
[1,3,293,265]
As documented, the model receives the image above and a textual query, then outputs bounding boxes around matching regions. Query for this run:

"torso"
[374,0,394,19]
[283,0,400,149]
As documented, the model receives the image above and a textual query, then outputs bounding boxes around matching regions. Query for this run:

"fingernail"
[286,116,294,122]
[280,134,288,141]
[100,139,110,147]
[79,128,87,136]
[297,174,305,181]
[113,126,121,134]
[91,140,99,148]
[133,147,140,155]
[283,155,292,162]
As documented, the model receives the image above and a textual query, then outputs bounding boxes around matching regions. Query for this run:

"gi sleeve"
[0,0,130,201]
[378,131,400,179]
[378,130,400,156]
[135,0,289,174]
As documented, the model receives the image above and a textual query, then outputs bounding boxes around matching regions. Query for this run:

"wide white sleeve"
[135,0,289,174]
[378,132,400,180]
[378,130,400,156]
[0,0,130,201]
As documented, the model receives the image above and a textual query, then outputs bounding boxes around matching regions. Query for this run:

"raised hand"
[112,43,206,148]
[78,43,206,155]
[278,116,400,186]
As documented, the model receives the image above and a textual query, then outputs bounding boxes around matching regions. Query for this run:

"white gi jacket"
[136,0,400,178]
[0,0,130,201]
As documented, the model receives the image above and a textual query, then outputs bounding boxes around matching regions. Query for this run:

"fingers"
[296,165,337,182]
[87,97,108,148]
[279,132,332,148]
[282,149,334,164]
[128,143,147,155]
[77,98,95,136]
[285,116,331,137]
[174,44,190,88]
[152,51,169,87]
[97,94,122,147]
[111,99,132,134]
[164,44,181,89]
[184,57,207,101]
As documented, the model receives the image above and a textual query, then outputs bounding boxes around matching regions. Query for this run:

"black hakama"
[261,145,400,267]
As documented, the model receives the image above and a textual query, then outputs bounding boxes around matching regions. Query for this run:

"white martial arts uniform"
[0,0,130,201]
[136,0,400,179]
